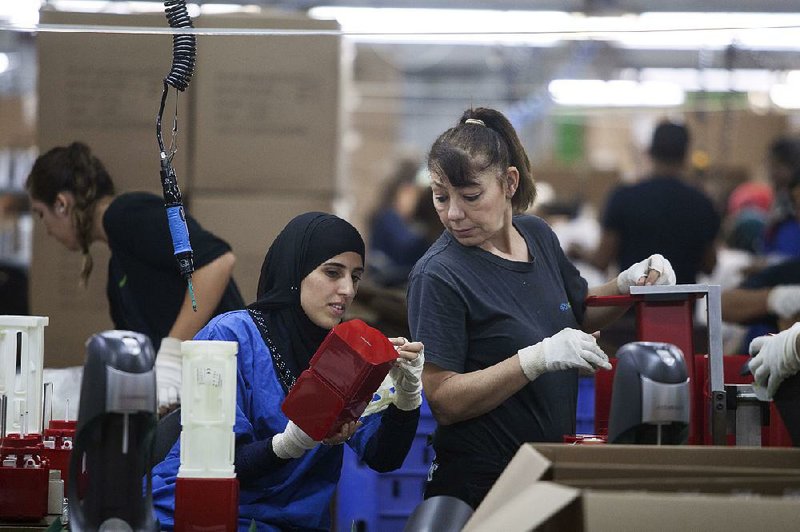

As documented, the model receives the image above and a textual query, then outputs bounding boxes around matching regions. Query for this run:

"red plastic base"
[42,419,76,492]
[0,434,49,522]
[175,477,239,531]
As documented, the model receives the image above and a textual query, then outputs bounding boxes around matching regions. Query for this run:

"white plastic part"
[0,315,48,436]
[177,340,238,479]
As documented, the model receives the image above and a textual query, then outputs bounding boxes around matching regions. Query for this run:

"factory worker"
[27,141,244,413]
[151,211,424,531]
[408,106,677,509]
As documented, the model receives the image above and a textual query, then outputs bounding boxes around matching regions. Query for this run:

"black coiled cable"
[157,0,198,310]
[163,0,196,91]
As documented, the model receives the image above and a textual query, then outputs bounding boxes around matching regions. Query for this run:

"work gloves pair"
[520,254,677,381]
[748,323,800,400]
[273,337,425,460]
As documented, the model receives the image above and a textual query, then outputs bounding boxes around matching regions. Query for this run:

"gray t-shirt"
[408,215,588,464]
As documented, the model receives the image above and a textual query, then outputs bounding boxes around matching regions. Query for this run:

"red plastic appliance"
[0,433,50,521]
[282,319,397,440]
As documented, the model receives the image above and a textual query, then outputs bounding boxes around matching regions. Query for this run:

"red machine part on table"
[587,284,792,447]
[41,419,76,492]
[282,319,398,441]
[0,433,50,521]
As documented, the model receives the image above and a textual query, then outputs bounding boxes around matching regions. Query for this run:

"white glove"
[766,286,800,320]
[390,343,424,411]
[271,420,320,459]
[518,328,611,381]
[748,323,800,399]
[616,253,677,294]
[155,337,182,411]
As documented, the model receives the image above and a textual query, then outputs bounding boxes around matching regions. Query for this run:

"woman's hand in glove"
[518,328,611,381]
[748,323,800,399]
[388,337,425,411]
[617,254,676,294]
[272,420,321,459]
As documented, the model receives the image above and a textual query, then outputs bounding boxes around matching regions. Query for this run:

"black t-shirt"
[407,215,588,469]
[104,192,244,351]
[603,175,720,284]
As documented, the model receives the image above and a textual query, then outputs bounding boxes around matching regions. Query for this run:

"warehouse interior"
[1,1,800,530]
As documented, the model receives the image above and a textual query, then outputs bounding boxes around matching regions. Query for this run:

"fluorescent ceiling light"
[0,53,10,75]
[47,1,171,14]
[0,0,41,26]
[628,13,800,51]
[634,68,781,93]
[309,7,568,45]
[310,7,800,51]
[548,79,684,107]
[770,72,800,109]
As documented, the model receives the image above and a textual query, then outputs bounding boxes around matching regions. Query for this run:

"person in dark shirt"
[408,107,677,509]
[367,158,432,288]
[577,120,720,285]
[26,141,245,412]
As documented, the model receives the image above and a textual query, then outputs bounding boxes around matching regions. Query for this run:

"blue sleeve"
[407,269,468,373]
[151,449,180,531]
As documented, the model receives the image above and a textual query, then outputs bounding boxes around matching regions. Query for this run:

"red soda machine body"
[282,319,398,440]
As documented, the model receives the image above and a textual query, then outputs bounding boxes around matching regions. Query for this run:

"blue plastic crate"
[576,376,595,430]
[336,396,437,531]
[377,473,428,514]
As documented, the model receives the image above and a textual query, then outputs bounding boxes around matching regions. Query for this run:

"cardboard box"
[190,13,343,195]
[190,192,334,300]
[464,444,800,532]
[34,10,190,366]
[0,95,35,147]
[36,10,188,194]
[29,222,113,368]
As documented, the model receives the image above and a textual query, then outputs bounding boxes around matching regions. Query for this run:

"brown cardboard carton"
[34,10,189,366]
[190,13,342,195]
[29,222,112,368]
[189,192,334,300]
[36,10,188,194]
[464,444,800,532]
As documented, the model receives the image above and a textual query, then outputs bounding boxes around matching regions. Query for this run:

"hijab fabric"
[248,212,365,388]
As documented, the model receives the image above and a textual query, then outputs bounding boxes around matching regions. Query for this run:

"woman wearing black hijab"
[151,212,424,531]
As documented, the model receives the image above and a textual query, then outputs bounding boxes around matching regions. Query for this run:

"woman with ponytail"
[27,141,244,413]
[408,107,678,508]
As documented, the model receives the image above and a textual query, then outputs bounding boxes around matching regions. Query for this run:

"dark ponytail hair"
[427,107,536,214]
[26,142,115,284]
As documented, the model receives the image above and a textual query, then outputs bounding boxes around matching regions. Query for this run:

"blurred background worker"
[763,135,800,258]
[573,120,720,285]
[26,141,245,412]
[366,157,432,288]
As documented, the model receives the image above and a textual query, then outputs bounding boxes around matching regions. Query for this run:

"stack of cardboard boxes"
[33,9,344,366]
